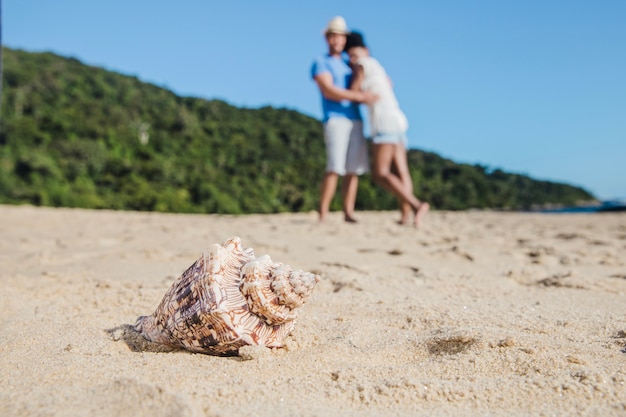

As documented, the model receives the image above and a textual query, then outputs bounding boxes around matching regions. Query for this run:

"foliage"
[0,47,594,213]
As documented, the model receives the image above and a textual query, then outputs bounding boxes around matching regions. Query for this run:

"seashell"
[134,236,319,356]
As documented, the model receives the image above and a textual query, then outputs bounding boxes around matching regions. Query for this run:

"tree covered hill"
[0,47,594,214]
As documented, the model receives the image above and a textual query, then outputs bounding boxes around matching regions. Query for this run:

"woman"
[345,31,429,227]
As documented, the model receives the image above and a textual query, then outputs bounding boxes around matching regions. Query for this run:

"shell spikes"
[134,236,320,356]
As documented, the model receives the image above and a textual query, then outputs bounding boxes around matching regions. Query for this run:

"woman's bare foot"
[413,202,430,228]
[344,215,358,223]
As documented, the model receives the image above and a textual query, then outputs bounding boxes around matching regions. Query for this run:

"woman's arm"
[349,64,365,92]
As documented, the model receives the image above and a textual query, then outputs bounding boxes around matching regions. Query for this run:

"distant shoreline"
[534,200,626,213]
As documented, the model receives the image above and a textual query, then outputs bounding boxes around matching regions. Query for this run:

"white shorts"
[323,118,369,176]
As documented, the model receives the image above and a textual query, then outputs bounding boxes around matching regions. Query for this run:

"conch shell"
[134,236,319,355]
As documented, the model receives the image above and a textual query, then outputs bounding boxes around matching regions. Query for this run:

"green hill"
[0,47,594,214]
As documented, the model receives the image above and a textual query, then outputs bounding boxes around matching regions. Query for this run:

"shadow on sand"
[106,324,179,353]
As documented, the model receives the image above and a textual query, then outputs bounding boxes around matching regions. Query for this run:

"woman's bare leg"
[373,143,429,227]
[392,144,413,225]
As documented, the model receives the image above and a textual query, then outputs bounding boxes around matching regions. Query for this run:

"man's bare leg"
[319,172,338,222]
[341,174,359,223]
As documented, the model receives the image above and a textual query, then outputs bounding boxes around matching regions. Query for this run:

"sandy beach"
[0,204,624,416]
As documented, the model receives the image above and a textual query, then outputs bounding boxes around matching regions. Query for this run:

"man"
[310,16,377,223]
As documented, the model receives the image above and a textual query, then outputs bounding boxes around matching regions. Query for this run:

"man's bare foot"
[397,212,410,225]
[413,202,430,228]
[344,214,358,223]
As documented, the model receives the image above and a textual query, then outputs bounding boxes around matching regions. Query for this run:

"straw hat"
[323,16,348,35]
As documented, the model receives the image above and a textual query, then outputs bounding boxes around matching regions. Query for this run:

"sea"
[538,200,626,213]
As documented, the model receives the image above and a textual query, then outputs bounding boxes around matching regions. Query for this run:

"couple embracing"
[311,16,429,227]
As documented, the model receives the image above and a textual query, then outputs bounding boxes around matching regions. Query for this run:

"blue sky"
[4,0,625,200]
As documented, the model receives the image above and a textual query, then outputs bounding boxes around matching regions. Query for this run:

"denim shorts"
[372,131,408,147]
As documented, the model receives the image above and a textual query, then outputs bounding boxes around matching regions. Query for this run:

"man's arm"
[314,72,376,104]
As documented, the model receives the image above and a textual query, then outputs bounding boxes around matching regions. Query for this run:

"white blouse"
[357,56,408,136]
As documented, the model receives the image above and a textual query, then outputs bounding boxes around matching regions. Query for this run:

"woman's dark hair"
[344,31,366,51]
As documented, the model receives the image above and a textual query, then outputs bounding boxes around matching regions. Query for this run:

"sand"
[0,204,624,416]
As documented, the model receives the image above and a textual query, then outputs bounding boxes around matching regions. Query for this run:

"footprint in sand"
[65,378,196,417]
[424,329,481,355]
